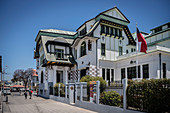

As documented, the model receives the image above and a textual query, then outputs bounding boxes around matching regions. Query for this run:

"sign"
[90,81,97,103]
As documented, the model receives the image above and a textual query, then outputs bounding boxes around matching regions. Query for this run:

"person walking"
[24,91,27,99]
[29,90,33,99]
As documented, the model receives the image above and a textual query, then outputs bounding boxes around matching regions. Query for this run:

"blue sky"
[0,0,170,80]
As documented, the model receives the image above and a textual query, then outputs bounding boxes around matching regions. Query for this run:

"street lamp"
[2,65,8,95]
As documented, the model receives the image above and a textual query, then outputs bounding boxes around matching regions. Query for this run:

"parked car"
[3,87,11,95]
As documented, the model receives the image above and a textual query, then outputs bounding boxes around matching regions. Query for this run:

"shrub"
[127,79,170,113]
[100,91,121,107]
[80,75,106,100]
[80,75,106,93]
[54,83,65,97]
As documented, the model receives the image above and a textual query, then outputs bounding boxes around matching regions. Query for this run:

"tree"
[13,68,33,90]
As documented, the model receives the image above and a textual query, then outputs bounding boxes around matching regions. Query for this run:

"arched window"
[80,41,86,57]
[41,71,43,83]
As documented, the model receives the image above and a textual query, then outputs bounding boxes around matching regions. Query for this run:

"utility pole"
[0,56,2,95]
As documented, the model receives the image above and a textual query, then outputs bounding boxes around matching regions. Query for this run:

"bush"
[127,79,170,113]
[80,75,106,100]
[80,75,106,93]
[100,91,121,107]
[54,83,65,97]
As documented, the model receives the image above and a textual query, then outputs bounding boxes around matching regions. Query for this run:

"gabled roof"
[76,7,130,31]
[100,6,130,23]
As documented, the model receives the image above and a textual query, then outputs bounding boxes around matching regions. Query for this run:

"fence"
[127,79,170,113]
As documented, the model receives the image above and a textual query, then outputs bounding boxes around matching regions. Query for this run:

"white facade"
[34,7,170,98]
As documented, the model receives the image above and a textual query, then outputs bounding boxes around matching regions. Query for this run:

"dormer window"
[56,49,64,59]
[80,27,86,36]
[80,41,86,57]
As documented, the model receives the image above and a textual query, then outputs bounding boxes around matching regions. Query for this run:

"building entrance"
[56,71,63,83]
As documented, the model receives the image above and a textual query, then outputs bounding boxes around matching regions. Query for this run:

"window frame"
[80,41,86,57]
[55,49,64,59]
[143,64,149,79]
[101,43,106,56]
[119,46,123,56]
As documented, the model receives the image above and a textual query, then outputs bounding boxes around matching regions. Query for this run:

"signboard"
[90,81,96,103]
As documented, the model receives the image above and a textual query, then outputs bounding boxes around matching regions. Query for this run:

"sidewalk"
[3,92,97,113]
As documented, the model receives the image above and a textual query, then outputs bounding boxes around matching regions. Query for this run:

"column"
[65,67,69,84]
[80,84,83,101]
[140,65,143,79]
[105,68,107,81]
[125,68,127,79]
[58,84,60,97]
[123,78,127,110]
[65,85,67,98]
[96,81,100,104]
[75,84,77,101]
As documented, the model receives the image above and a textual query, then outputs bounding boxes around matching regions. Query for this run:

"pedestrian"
[36,90,38,97]
[29,90,33,99]
[24,91,27,99]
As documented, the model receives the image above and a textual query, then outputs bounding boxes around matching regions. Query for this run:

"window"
[110,27,113,35]
[111,69,114,82]
[80,69,86,79]
[121,68,125,81]
[168,23,170,28]
[40,54,44,65]
[106,26,109,34]
[107,69,110,85]
[119,29,122,37]
[115,28,118,36]
[131,48,133,52]
[80,41,86,57]
[101,43,105,56]
[143,64,149,79]
[56,49,64,59]
[154,27,162,33]
[127,67,136,79]
[102,68,105,80]
[80,27,86,36]
[75,49,77,59]
[126,50,128,54]
[101,25,105,34]
[163,63,166,78]
[41,71,43,83]
[88,40,92,51]
[119,46,123,56]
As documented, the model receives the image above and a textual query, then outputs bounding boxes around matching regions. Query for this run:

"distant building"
[34,7,170,98]
[28,69,39,91]
[12,80,24,86]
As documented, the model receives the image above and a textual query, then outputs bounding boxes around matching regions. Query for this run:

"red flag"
[137,28,147,53]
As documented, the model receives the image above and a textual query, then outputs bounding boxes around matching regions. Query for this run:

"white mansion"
[34,7,170,98]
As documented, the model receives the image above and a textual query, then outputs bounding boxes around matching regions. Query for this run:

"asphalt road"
[3,92,97,113]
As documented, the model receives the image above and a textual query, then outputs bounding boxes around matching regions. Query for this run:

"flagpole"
[136,23,138,79]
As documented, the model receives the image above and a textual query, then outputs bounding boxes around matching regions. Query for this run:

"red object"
[137,28,147,53]
[31,90,33,93]
[10,85,25,88]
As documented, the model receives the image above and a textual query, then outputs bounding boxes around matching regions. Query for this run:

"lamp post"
[2,66,8,95]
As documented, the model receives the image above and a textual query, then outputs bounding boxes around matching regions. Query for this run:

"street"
[2,92,97,113]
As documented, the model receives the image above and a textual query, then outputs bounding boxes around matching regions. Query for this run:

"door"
[56,71,63,83]
[107,69,110,86]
